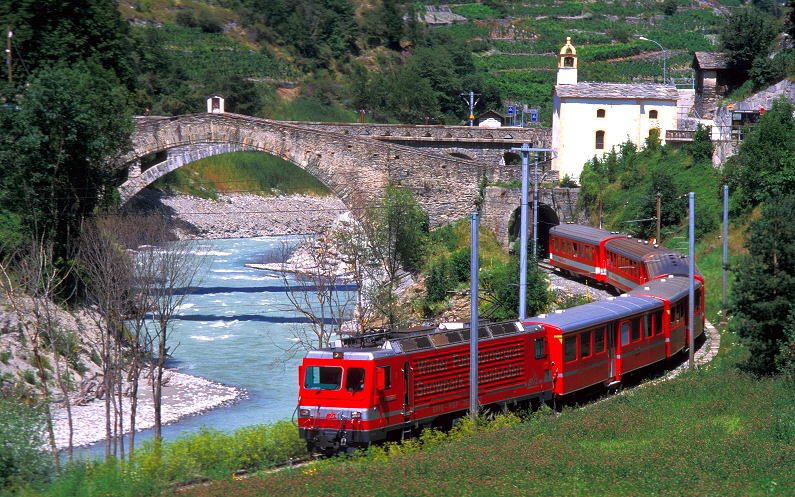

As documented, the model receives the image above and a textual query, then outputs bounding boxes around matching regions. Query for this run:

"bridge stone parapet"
[291,122,551,164]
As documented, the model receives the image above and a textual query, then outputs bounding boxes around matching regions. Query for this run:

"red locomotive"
[296,225,705,455]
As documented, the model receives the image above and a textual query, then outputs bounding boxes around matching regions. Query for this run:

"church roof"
[554,82,679,100]
[693,52,729,70]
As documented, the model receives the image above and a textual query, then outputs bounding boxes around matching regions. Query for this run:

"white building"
[551,38,679,182]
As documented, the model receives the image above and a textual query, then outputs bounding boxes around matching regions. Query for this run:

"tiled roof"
[693,52,729,70]
[554,82,679,100]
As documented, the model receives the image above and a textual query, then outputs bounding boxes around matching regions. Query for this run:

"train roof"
[549,224,625,244]
[626,275,701,301]
[604,237,701,279]
[522,294,662,333]
[304,321,546,359]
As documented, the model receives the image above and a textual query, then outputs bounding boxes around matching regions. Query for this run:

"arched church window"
[595,130,605,150]
[649,109,658,119]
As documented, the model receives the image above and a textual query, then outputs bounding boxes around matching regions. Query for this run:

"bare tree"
[277,233,359,352]
[0,241,73,472]
[79,215,137,461]
[133,222,208,442]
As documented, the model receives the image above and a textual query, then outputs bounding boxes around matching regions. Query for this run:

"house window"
[649,109,658,119]
[596,108,606,118]
[595,130,605,150]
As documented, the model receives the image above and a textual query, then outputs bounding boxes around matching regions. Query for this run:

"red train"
[296,225,705,455]
[548,223,703,291]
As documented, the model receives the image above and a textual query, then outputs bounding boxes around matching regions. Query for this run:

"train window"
[644,314,653,338]
[620,321,630,345]
[696,288,702,312]
[580,331,591,358]
[345,368,366,392]
[654,311,663,335]
[377,366,392,389]
[573,242,578,257]
[594,328,605,353]
[534,338,546,359]
[631,317,641,342]
[564,336,577,362]
[304,366,343,390]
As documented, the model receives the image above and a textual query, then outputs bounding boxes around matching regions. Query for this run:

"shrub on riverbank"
[18,420,307,497]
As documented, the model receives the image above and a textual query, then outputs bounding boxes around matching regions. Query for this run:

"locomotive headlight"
[350,411,362,419]
[299,409,311,417]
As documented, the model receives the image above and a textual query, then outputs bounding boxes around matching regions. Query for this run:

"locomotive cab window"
[304,366,342,390]
[534,337,546,359]
[377,365,391,389]
[345,368,366,392]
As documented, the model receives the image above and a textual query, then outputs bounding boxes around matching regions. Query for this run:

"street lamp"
[639,36,666,84]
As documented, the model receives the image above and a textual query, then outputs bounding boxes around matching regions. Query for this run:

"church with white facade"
[551,38,679,182]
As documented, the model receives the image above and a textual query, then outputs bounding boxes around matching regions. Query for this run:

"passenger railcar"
[297,225,706,455]
[604,236,703,292]
[548,224,624,282]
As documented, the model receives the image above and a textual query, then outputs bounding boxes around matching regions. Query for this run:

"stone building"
[692,52,740,120]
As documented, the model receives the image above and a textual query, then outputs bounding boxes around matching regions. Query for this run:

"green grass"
[177,366,795,496]
[150,151,332,199]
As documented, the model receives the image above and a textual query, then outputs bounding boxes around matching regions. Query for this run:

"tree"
[0,0,135,88]
[135,229,208,442]
[0,399,52,489]
[729,194,795,375]
[720,9,778,74]
[724,96,795,208]
[0,64,133,285]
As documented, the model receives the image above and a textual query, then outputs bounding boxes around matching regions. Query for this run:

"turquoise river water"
[82,235,324,456]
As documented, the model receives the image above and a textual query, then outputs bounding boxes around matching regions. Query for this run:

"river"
[81,235,328,456]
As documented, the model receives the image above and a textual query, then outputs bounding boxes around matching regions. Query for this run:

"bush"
[0,399,52,490]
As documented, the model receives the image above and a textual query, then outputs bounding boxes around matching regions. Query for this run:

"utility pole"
[721,185,728,325]
[460,91,480,126]
[511,144,555,320]
[656,191,661,243]
[6,27,11,84]
[688,192,695,369]
[469,211,479,419]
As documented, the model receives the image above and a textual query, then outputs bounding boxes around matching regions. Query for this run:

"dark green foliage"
[686,123,715,163]
[729,195,795,375]
[425,258,452,303]
[449,248,473,283]
[0,400,51,489]
[720,9,778,73]
[0,0,135,88]
[0,64,133,268]
[724,97,795,209]
[481,255,550,321]
[380,184,429,270]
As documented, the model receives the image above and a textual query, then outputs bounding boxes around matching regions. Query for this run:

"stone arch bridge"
[120,113,572,243]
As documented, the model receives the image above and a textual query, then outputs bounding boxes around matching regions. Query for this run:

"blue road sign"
[507,106,515,115]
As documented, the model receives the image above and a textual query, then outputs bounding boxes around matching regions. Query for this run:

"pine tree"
[729,194,795,374]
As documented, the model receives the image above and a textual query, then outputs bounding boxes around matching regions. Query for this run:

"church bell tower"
[557,37,578,85]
